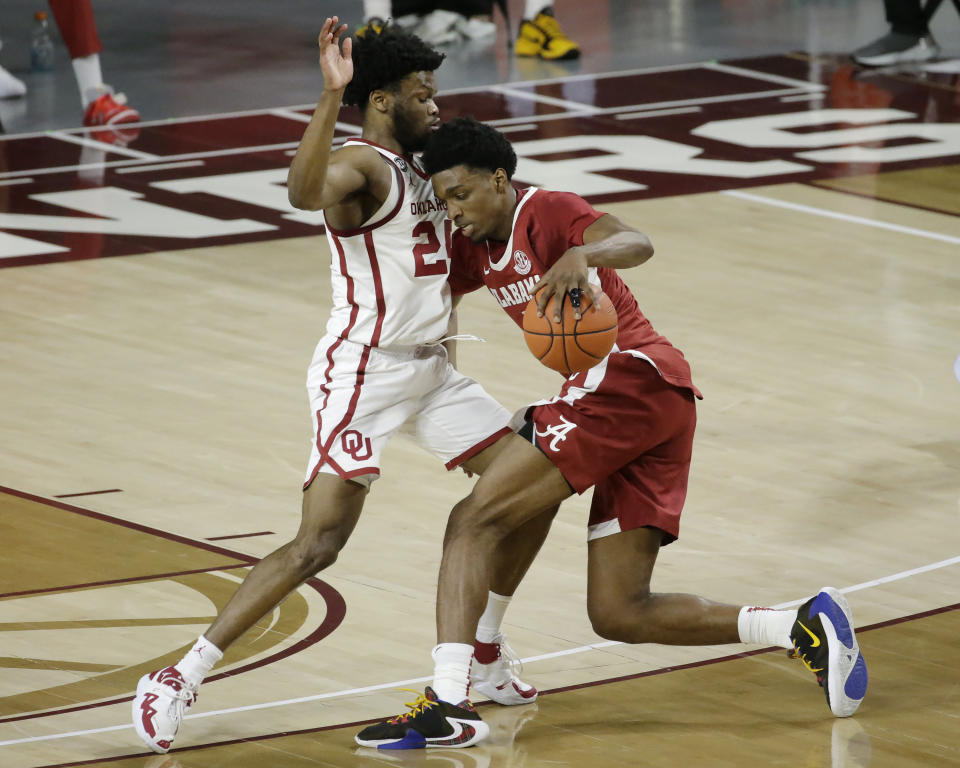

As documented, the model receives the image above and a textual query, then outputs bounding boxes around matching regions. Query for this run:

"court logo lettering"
[535,416,578,452]
[341,429,373,461]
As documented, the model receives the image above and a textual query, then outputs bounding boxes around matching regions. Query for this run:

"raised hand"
[318,16,354,92]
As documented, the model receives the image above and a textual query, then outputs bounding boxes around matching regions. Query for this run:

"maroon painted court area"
[1,54,958,268]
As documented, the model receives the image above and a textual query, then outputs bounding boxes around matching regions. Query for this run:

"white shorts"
[304,335,511,488]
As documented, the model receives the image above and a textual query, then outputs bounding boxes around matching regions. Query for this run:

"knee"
[588,592,651,643]
[286,530,344,578]
[443,492,509,549]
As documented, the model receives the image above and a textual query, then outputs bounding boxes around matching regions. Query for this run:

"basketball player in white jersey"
[131,19,550,753]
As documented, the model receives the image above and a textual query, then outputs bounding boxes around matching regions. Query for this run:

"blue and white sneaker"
[790,587,868,717]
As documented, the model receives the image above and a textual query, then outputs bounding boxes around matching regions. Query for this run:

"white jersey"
[323,139,452,349]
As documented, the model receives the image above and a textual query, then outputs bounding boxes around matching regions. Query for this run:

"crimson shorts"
[526,352,697,544]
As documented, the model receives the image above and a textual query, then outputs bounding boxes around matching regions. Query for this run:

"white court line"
[615,106,703,120]
[0,62,713,142]
[270,108,312,123]
[723,189,960,246]
[2,553,958,749]
[114,160,206,174]
[488,84,604,114]
[703,61,826,91]
[498,123,540,133]
[486,110,595,127]
[484,87,811,129]
[597,86,814,115]
[1,141,302,181]
[269,109,362,136]
[48,131,159,160]
[780,92,826,103]
[0,177,33,187]
[441,61,714,94]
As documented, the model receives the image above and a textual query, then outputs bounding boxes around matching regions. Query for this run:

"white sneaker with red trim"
[132,666,198,753]
[471,634,538,706]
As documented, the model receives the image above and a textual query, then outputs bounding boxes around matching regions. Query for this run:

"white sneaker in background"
[0,64,26,99]
[413,9,462,45]
[456,17,497,40]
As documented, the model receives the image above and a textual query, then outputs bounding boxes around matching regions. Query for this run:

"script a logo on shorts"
[513,249,532,275]
[341,429,373,461]
[534,416,577,452]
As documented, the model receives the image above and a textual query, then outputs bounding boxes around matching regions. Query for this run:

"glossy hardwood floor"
[2,169,959,766]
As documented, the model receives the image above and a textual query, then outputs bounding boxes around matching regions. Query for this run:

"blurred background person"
[516,1,580,59]
[851,0,943,66]
[357,0,580,57]
[358,0,496,44]
[47,0,140,126]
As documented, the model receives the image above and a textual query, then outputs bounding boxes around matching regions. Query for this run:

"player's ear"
[493,168,508,192]
[369,89,391,114]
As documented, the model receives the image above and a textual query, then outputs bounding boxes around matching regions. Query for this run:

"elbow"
[640,235,654,263]
[287,187,322,211]
[626,233,653,267]
[286,169,323,211]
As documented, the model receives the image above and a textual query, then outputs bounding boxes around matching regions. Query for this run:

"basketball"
[522,290,618,376]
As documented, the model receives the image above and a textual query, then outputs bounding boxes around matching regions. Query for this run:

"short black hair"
[342,25,445,111]
[422,116,518,179]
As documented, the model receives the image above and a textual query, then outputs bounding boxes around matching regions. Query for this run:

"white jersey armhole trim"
[326,140,405,233]
[364,162,403,229]
[490,187,539,271]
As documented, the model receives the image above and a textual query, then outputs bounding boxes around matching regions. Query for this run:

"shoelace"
[387,688,437,724]
[788,645,825,685]
[534,14,567,40]
[497,636,525,681]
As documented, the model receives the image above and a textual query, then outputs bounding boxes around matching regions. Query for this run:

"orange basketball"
[522,290,618,376]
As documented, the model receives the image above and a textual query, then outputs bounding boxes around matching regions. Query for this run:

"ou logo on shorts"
[341,429,373,461]
[534,416,577,452]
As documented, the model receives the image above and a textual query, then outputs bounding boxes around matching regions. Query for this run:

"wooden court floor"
[2,174,960,764]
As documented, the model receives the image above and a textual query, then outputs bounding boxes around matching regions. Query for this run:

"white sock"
[71,54,103,107]
[431,643,473,704]
[475,591,511,644]
[524,0,552,18]
[737,606,797,649]
[175,636,224,686]
[363,0,391,21]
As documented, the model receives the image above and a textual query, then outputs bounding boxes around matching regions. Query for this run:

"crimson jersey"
[448,187,700,396]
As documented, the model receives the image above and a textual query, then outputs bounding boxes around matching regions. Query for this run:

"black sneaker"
[355,687,490,749]
[852,31,939,66]
[790,587,868,717]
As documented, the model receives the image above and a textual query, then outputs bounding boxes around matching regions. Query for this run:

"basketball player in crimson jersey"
[358,118,868,748]
[132,24,550,754]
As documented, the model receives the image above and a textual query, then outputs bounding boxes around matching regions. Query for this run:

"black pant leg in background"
[885,0,929,34]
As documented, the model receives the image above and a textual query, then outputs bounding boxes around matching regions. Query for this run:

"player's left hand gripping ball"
[522,290,618,375]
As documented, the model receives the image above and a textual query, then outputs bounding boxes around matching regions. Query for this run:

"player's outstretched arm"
[534,214,653,319]
[288,17,366,211]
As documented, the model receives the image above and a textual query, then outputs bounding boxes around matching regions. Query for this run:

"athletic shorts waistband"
[333,335,449,360]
